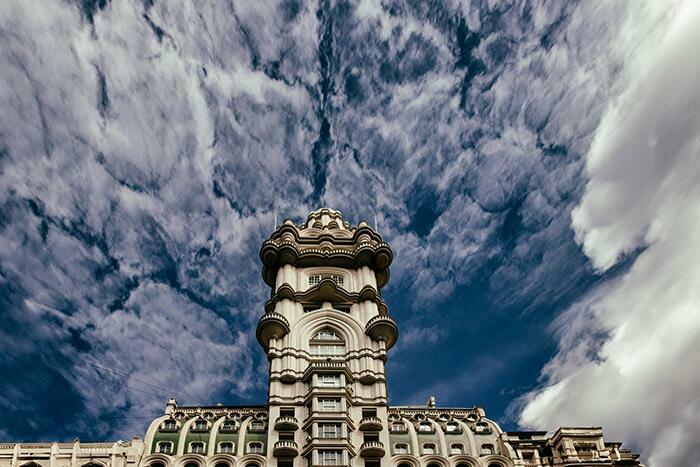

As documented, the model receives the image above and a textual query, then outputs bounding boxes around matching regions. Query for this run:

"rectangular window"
[320,450,342,466]
[423,444,435,454]
[451,444,463,455]
[311,344,345,356]
[319,399,341,412]
[330,274,344,286]
[320,424,342,438]
[362,408,377,418]
[319,374,341,387]
[191,443,205,454]
[394,444,408,454]
[279,432,295,441]
[309,275,322,286]
[158,443,172,454]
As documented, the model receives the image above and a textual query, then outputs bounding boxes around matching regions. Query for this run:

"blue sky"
[1,2,699,466]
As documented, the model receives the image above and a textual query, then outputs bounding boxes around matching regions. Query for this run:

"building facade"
[0,208,644,467]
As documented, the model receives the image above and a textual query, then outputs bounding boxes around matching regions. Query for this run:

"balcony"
[275,416,299,431]
[359,417,383,431]
[256,312,291,349]
[365,315,398,349]
[360,441,385,457]
[273,440,299,457]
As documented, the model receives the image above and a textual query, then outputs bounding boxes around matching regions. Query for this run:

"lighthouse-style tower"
[257,208,398,467]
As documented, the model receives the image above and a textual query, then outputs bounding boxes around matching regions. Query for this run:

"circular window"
[184,463,199,467]
[215,463,230,467]
[151,463,166,467]
[427,463,442,467]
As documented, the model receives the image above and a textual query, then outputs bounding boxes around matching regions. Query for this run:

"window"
[162,419,177,430]
[315,329,342,341]
[481,444,494,455]
[427,463,441,467]
[330,274,344,286]
[446,422,460,432]
[173,411,186,419]
[364,433,379,443]
[398,464,412,467]
[418,422,433,432]
[190,442,205,454]
[215,463,231,467]
[319,374,341,387]
[279,432,295,441]
[391,422,407,432]
[320,424,342,438]
[488,464,503,467]
[362,408,377,418]
[451,444,463,455]
[320,450,342,466]
[250,420,265,431]
[394,444,408,454]
[248,442,263,454]
[157,441,173,454]
[423,443,436,454]
[319,398,341,412]
[193,419,208,431]
[311,344,345,356]
[365,461,379,467]
[280,408,295,417]
[221,420,236,431]
[184,463,199,467]
[475,422,490,432]
[309,275,322,286]
[151,463,166,467]
[219,442,234,454]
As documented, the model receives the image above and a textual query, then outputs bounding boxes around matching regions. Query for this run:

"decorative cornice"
[266,279,389,315]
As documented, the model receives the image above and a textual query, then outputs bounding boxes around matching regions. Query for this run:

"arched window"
[184,463,199,467]
[450,443,463,455]
[314,329,342,341]
[173,411,186,419]
[221,420,236,431]
[162,419,177,430]
[192,419,208,431]
[151,463,166,467]
[190,441,205,454]
[446,422,460,432]
[310,329,345,356]
[245,464,260,467]
[418,421,433,432]
[391,422,407,432]
[422,443,436,454]
[398,463,412,467]
[488,464,503,467]
[249,420,265,431]
[456,464,470,467]
[157,441,173,454]
[475,422,490,432]
[248,442,264,453]
[427,463,441,467]
[215,463,230,467]
[394,443,408,454]
[219,442,234,454]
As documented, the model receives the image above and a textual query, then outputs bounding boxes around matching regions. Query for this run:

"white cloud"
[520,2,700,466]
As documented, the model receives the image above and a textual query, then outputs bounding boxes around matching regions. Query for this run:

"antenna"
[274,209,278,230]
[374,212,378,231]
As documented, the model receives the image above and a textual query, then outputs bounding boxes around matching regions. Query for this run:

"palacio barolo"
[0,208,644,467]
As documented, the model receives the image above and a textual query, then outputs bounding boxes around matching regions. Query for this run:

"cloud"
[519,2,700,466]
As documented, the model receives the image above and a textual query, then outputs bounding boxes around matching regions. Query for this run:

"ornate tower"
[257,208,398,467]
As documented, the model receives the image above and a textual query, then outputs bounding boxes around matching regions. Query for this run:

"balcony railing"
[273,440,299,457]
[359,417,383,431]
[360,441,385,457]
[274,416,299,431]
